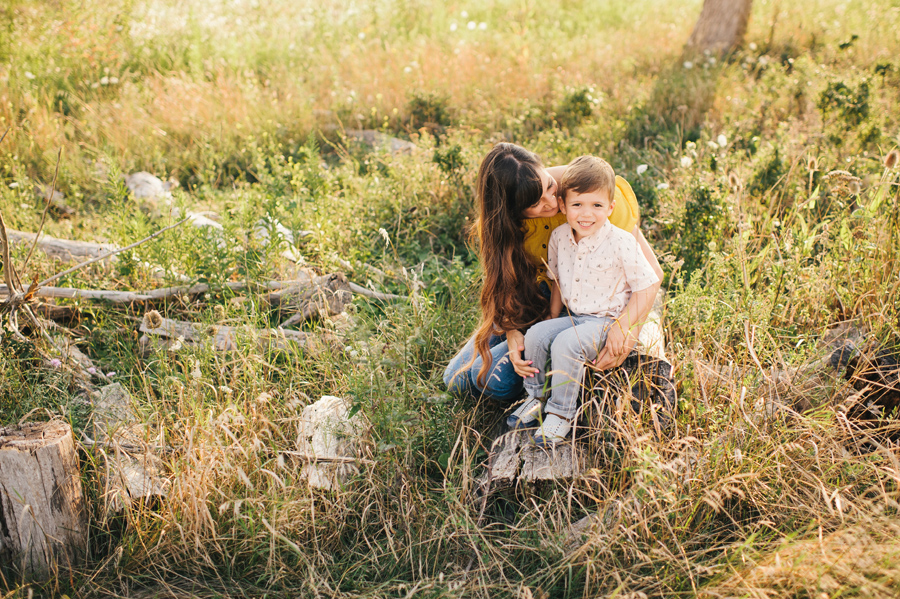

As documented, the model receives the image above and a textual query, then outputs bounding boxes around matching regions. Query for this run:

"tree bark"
[686,0,753,54]
[0,421,87,579]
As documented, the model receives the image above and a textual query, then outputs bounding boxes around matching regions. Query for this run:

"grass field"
[1,0,900,596]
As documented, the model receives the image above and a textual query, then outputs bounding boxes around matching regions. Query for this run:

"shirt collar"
[564,221,614,251]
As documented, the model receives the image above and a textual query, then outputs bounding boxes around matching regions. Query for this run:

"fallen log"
[267,273,353,326]
[6,229,117,263]
[0,421,87,579]
[137,313,329,357]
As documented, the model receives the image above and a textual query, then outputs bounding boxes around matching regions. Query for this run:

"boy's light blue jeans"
[443,332,523,403]
[523,315,613,420]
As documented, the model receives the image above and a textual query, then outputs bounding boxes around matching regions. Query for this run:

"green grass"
[1,0,900,597]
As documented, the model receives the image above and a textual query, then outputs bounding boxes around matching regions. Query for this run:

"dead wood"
[6,229,118,263]
[473,430,584,501]
[137,313,330,357]
[0,421,87,579]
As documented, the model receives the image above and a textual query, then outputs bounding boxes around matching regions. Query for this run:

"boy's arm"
[549,282,563,319]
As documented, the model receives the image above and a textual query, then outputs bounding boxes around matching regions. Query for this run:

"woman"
[443,143,662,402]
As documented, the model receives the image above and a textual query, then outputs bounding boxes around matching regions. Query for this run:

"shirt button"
[575,278,580,282]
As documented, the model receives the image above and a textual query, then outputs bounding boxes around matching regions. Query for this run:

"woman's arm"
[546,165,568,184]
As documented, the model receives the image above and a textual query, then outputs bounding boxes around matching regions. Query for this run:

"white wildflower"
[657,182,669,190]
[749,42,758,51]
[717,134,728,148]
[450,22,457,31]
[9,182,19,188]
[24,71,35,80]
[683,61,693,70]
[636,164,648,175]
[467,21,476,30]
[680,156,693,168]
[478,22,487,30]
[461,10,468,18]
[378,228,391,244]
[100,76,109,85]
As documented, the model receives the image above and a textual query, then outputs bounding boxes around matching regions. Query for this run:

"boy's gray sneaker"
[506,397,543,429]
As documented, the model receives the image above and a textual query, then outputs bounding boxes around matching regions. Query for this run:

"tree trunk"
[0,421,87,579]
[686,0,753,54]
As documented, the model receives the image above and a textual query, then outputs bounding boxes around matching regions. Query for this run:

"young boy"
[507,156,660,446]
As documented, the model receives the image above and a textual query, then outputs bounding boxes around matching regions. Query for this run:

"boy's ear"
[608,198,616,213]
[559,198,568,214]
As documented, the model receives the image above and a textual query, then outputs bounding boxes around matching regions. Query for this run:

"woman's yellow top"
[522,176,639,286]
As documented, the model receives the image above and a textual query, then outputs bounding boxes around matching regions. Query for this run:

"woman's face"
[521,169,559,219]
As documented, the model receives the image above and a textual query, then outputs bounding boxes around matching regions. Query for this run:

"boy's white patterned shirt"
[547,222,658,318]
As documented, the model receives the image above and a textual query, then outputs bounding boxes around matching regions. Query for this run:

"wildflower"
[24,71,35,80]
[683,61,694,70]
[144,309,164,329]
[849,179,861,195]
[9,182,18,188]
[478,22,487,30]
[461,10,468,18]
[636,164,648,175]
[680,156,693,168]
[717,134,728,148]
[109,77,119,84]
[49,358,62,368]
[885,149,899,169]
[100,76,109,85]
[404,66,412,74]
[450,22,457,31]
[219,385,233,396]
[106,372,116,378]
[467,21,476,30]
[378,227,391,244]
[87,367,97,375]
[191,359,201,380]
[749,42,758,51]
[169,336,184,352]
[656,182,669,190]
[358,32,365,40]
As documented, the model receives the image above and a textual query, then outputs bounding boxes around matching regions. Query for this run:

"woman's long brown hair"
[470,143,550,387]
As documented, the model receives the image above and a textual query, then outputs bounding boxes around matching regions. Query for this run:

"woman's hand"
[507,330,539,378]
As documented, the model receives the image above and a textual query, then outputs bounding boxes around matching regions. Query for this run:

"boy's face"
[560,189,614,242]
[522,169,560,219]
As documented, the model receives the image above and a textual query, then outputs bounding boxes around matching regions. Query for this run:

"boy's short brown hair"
[559,155,615,203]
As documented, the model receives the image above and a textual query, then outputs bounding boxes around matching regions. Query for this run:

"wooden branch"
[347,281,407,302]
[6,229,118,263]
[3,276,393,310]
[38,217,190,288]
[24,148,62,270]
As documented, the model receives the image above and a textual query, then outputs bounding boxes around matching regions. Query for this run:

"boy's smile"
[560,189,614,242]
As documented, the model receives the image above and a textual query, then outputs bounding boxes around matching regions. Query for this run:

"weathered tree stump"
[0,421,86,579]
[293,396,369,490]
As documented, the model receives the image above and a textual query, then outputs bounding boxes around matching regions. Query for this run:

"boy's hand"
[594,320,635,370]
[507,330,539,378]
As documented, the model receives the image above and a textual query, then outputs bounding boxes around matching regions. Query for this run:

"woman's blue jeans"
[443,332,523,403]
